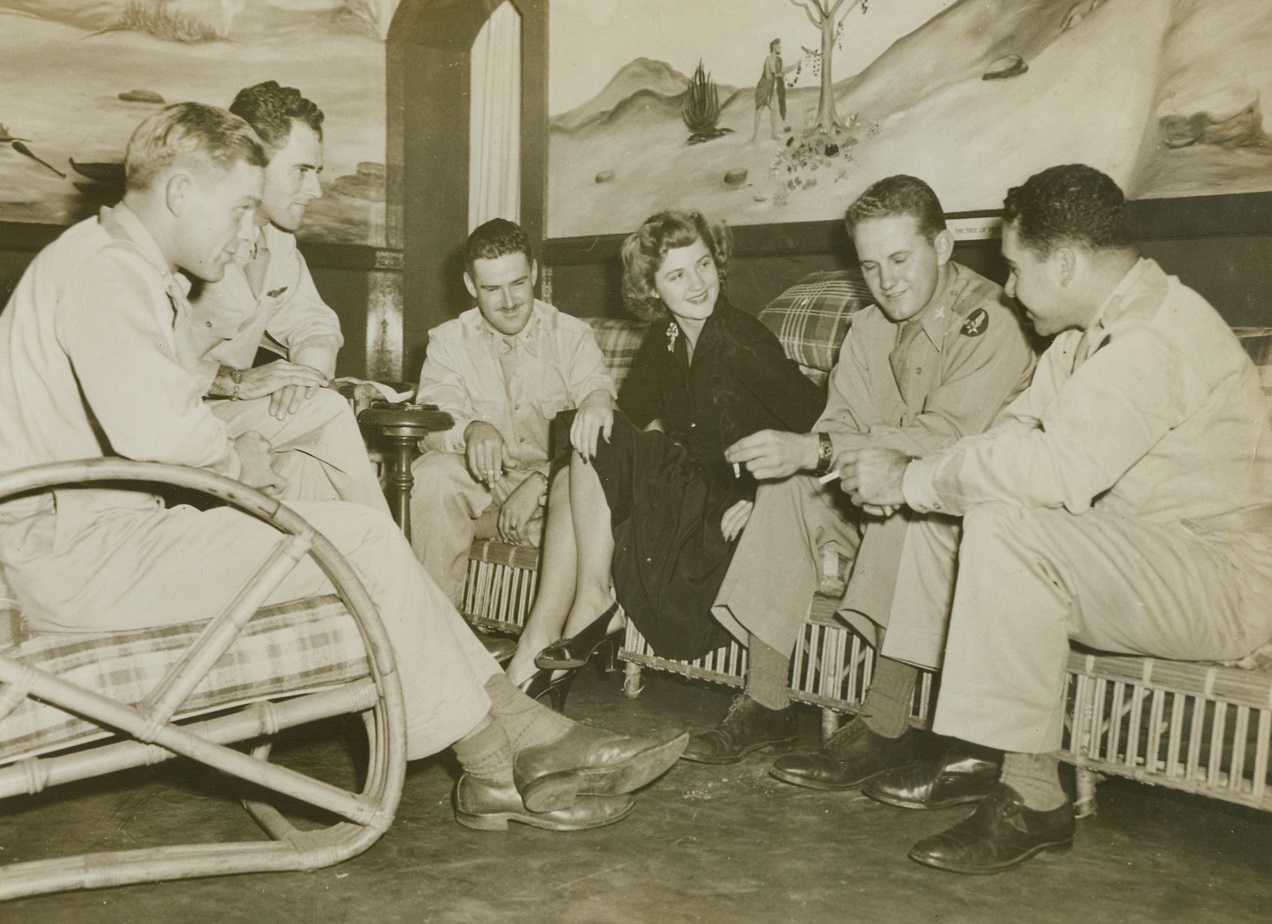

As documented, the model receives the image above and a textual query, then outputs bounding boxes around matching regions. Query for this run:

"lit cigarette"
[817,468,841,485]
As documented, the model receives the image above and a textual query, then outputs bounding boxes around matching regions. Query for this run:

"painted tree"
[789,0,873,134]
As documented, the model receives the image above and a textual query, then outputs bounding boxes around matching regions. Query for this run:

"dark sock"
[859,655,917,739]
[484,671,574,753]
[744,635,792,710]
[1000,751,1066,810]
[452,715,513,785]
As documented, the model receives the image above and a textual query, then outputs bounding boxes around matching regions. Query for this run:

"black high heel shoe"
[535,602,623,671]
[517,668,577,712]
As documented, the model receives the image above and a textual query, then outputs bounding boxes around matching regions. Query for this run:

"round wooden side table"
[357,403,455,538]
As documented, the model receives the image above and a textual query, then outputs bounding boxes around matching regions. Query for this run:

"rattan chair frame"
[0,459,407,900]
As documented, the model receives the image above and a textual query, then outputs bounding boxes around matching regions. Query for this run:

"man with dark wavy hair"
[411,218,614,615]
[188,81,386,513]
[850,164,1272,872]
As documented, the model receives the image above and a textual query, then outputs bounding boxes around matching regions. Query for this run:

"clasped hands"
[833,448,910,517]
[724,430,910,517]
[235,360,330,420]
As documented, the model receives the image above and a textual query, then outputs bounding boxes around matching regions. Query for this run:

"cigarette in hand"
[817,468,841,485]
[732,462,741,479]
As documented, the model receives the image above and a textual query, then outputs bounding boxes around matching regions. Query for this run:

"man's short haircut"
[229,80,324,157]
[769,38,781,51]
[463,218,533,278]
[125,102,267,193]
[620,209,733,322]
[844,174,947,240]
[1002,163,1130,256]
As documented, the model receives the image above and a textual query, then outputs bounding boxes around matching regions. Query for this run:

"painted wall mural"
[547,0,1272,238]
[0,0,400,245]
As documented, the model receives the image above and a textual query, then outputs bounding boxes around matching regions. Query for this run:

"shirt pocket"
[537,391,573,420]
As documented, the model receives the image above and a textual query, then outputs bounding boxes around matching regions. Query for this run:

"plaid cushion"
[0,594,369,763]
[758,269,874,378]
[585,318,650,392]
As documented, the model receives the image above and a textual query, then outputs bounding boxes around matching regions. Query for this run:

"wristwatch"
[812,431,834,477]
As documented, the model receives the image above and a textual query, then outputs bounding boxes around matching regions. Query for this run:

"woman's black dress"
[590,299,824,659]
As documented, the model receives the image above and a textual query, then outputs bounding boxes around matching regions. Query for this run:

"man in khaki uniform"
[410,218,614,616]
[849,164,1272,873]
[686,176,1035,781]
[189,81,386,514]
[0,102,686,833]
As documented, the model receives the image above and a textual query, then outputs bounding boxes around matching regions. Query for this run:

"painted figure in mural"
[409,218,615,609]
[0,102,688,834]
[505,209,825,708]
[847,164,1272,873]
[752,38,800,142]
[186,81,387,513]
[685,177,1035,787]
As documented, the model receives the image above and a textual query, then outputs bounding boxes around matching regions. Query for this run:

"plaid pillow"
[0,594,369,763]
[758,269,874,378]
[585,318,650,392]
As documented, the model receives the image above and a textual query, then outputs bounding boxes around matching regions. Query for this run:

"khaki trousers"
[4,495,497,760]
[409,451,543,607]
[712,474,958,668]
[211,389,390,516]
[931,504,1272,753]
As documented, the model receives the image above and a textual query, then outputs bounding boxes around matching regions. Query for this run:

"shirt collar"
[99,204,191,300]
[912,262,962,348]
[475,302,545,355]
[1085,257,1153,344]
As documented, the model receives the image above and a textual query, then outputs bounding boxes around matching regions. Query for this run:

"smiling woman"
[503,208,825,703]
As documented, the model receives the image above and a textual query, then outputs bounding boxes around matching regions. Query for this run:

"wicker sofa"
[462,268,1272,818]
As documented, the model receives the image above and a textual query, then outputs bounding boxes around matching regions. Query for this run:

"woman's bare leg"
[558,453,622,638]
[506,465,579,684]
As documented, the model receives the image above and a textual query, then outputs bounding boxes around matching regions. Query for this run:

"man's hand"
[234,361,329,420]
[837,448,910,511]
[720,499,754,542]
[497,472,546,543]
[570,389,614,462]
[725,430,820,481]
[465,420,510,487]
[233,431,287,495]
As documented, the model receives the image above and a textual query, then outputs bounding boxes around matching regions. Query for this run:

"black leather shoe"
[908,783,1075,874]
[535,603,622,670]
[513,724,689,813]
[863,744,1001,810]
[769,719,926,791]
[681,695,799,764]
[453,775,633,831]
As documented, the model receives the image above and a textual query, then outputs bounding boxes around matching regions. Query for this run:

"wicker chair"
[0,459,406,900]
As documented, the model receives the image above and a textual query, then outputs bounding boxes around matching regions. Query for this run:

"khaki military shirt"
[819,261,1036,465]
[905,259,1272,522]
[416,300,614,476]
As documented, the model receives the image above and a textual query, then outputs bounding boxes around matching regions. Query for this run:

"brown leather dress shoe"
[681,695,799,764]
[908,783,1075,873]
[863,745,1000,810]
[453,775,633,831]
[513,724,689,813]
[769,719,927,791]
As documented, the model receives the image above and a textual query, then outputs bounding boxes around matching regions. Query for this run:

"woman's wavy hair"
[620,210,733,321]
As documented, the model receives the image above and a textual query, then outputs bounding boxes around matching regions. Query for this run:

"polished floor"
[4,666,1271,924]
